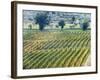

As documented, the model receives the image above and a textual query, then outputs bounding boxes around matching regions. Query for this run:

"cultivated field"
[23,29,91,69]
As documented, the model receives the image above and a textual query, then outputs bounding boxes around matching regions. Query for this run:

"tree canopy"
[81,17,89,31]
[35,12,50,31]
[58,20,65,30]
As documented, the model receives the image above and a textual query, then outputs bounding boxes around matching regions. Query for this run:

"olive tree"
[35,12,50,31]
[58,20,65,30]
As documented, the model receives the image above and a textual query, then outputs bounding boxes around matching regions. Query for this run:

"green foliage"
[35,12,50,31]
[72,16,76,24]
[28,24,32,30]
[82,18,89,31]
[58,20,65,30]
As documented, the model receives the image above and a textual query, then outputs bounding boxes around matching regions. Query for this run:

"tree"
[82,21,89,31]
[35,12,50,31]
[69,16,76,29]
[72,16,76,24]
[58,20,65,30]
[28,24,32,30]
[81,18,89,31]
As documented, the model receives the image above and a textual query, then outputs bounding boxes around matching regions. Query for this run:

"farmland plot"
[23,29,91,69]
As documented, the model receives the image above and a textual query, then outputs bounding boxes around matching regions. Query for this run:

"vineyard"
[23,29,91,69]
